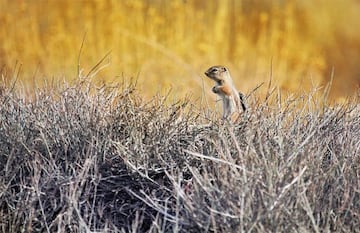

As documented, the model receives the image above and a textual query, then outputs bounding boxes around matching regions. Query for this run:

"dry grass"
[1,0,360,99]
[0,68,359,232]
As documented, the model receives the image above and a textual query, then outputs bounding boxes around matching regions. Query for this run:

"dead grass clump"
[0,78,359,232]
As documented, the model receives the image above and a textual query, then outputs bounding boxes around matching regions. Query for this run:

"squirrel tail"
[238,92,247,112]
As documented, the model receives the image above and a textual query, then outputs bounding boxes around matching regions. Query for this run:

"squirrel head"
[204,66,228,84]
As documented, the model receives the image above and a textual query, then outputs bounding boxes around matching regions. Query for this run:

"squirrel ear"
[222,67,227,72]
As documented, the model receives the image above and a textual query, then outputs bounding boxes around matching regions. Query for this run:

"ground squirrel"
[205,65,246,120]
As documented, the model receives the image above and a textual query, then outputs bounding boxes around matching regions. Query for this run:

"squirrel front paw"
[212,86,219,93]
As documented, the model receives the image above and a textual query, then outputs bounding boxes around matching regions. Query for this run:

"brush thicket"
[0,73,359,232]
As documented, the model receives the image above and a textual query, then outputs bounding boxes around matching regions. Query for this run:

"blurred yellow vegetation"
[0,0,359,100]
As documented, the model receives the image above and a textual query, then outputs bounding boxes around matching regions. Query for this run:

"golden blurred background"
[1,0,359,100]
